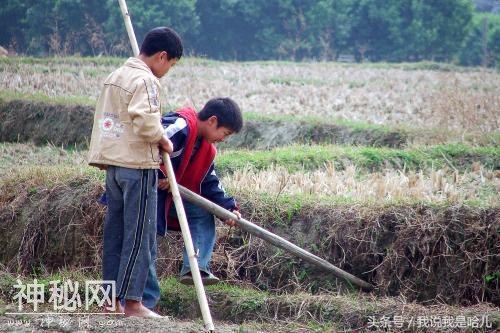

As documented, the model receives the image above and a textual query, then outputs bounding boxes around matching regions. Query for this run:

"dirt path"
[0,314,245,333]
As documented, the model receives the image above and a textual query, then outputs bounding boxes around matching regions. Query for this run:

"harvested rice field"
[0,57,498,332]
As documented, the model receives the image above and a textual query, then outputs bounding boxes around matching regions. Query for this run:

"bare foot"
[124,300,162,318]
[104,298,124,314]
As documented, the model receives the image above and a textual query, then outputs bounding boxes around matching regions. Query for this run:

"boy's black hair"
[140,27,183,60]
[198,97,243,133]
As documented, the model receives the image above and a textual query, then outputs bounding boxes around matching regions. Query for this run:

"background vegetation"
[1,0,499,66]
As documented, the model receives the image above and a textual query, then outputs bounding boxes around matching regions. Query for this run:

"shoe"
[179,271,220,286]
[202,272,220,285]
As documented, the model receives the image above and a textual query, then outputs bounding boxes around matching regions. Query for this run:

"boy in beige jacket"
[88,27,182,318]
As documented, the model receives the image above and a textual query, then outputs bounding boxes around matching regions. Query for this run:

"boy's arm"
[201,163,241,227]
[127,79,164,143]
[158,114,188,182]
[200,163,238,211]
[162,114,188,155]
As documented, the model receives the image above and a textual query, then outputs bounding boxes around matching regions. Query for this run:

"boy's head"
[139,27,183,78]
[198,98,243,144]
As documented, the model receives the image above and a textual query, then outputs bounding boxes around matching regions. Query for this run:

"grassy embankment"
[0,166,497,308]
[1,55,498,143]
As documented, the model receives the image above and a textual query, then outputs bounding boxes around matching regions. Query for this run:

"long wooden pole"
[178,185,374,291]
[117,1,215,330]
[162,154,216,331]
[117,0,139,56]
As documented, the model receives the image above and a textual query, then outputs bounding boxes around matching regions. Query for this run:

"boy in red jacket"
[142,97,243,307]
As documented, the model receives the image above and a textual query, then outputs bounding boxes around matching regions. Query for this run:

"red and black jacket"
[157,107,237,235]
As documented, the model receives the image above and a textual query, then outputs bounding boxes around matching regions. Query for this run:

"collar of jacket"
[124,57,155,76]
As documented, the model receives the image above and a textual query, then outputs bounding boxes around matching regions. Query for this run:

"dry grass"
[1,58,499,134]
[0,143,497,205]
[225,163,500,205]
[0,143,87,174]
[429,75,500,134]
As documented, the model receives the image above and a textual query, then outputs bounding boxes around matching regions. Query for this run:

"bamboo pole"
[117,0,139,56]
[162,154,216,331]
[117,1,215,330]
[178,185,374,291]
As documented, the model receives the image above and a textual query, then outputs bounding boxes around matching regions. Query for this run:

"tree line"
[1,0,499,67]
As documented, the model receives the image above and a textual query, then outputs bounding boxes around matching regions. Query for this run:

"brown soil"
[0,100,93,148]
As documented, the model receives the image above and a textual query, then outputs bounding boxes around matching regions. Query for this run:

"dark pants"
[102,166,158,303]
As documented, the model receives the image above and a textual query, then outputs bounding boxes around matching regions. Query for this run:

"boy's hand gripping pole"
[117,0,215,331]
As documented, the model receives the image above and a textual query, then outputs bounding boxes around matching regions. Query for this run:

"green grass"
[0,141,498,186]
[0,271,340,331]
[2,162,496,210]
[0,55,226,68]
[1,140,498,175]
[244,111,398,133]
[0,90,95,106]
[216,143,500,173]
[159,276,270,318]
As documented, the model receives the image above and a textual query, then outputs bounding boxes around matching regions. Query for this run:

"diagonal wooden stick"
[178,185,374,291]
[117,0,215,330]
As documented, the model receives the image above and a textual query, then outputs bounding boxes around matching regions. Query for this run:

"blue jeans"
[102,166,158,303]
[142,200,215,307]
[172,201,216,276]
[141,236,160,309]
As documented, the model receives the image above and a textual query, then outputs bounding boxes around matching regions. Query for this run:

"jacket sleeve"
[162,115,188,153]
[127,78,164,143]
[200,163,238,211]
[161,114,188,173]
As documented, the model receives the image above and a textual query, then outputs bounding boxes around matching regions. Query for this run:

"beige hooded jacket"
[88,57,164,169]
